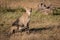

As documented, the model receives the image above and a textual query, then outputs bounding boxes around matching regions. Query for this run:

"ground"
[0,0,60,40]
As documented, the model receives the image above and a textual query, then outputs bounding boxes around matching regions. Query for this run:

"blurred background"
[0,0,60,40]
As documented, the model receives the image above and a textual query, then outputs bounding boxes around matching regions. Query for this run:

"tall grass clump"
[53,7,60,15]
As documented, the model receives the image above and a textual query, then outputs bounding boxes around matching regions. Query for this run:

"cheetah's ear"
[24,7,32,12]
[30,8,32,12]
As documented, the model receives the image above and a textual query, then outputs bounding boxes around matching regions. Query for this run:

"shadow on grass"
[29,27,51,32]
[18,26,53,33]
[5,26,53,37]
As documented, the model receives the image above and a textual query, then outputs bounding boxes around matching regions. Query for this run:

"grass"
[0,8,60,40]
[0,0,60,40]
[0,9,60,32]
[0,11,22,32]
[30,10,60,28]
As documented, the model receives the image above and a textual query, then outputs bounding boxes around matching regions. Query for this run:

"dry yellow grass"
[0,0,60,40]
[0,10,60,40]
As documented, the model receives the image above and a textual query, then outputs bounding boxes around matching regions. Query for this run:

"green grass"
[0,9,60,32]
[0,1,60,40]
[0,0,60,40]
[0,11,22,32]
[30,11,60,28]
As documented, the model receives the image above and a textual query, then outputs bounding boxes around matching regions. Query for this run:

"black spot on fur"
[12,19,19,26]
[46,6,50,9]
[0,24,4,26]
[13,30,16,33]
